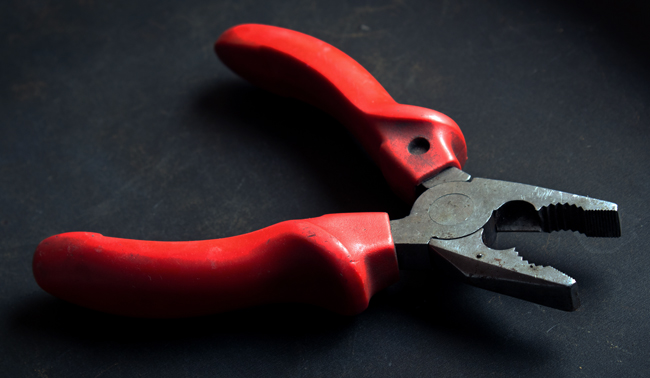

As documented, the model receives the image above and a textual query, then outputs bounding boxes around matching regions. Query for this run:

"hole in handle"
[408,137,430,155]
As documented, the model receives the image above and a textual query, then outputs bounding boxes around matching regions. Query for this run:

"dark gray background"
[2,0,648,376]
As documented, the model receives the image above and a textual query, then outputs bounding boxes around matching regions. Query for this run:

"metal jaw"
[390,168,621,311]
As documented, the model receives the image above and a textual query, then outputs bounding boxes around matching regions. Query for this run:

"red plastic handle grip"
[33,213,398,318]
[215,24,468,202]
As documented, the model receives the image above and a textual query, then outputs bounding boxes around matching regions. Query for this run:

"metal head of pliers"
[390,168,621,311]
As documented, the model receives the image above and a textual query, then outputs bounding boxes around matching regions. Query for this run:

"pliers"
[32,24,621,318]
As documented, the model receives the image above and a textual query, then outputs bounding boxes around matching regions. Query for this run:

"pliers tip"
[429,229,581,311]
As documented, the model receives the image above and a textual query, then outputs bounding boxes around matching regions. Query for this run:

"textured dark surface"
[1,0,649,376]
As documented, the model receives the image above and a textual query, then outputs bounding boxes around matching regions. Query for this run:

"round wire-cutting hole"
[408,137,430,155]
[476,254,483,259]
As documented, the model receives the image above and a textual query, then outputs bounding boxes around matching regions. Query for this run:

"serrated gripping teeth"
[537,203,620,237]
[429,230,580,311]
[489,180,621,238]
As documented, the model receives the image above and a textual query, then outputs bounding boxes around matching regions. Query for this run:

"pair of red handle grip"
[33,24,467,318]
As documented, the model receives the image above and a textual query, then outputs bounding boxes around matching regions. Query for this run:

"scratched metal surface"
[1,0,648,376]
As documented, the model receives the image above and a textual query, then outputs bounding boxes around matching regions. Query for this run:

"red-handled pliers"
[32,24,621,318]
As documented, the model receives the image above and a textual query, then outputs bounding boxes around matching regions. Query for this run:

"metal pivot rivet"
[428,193,474,226]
